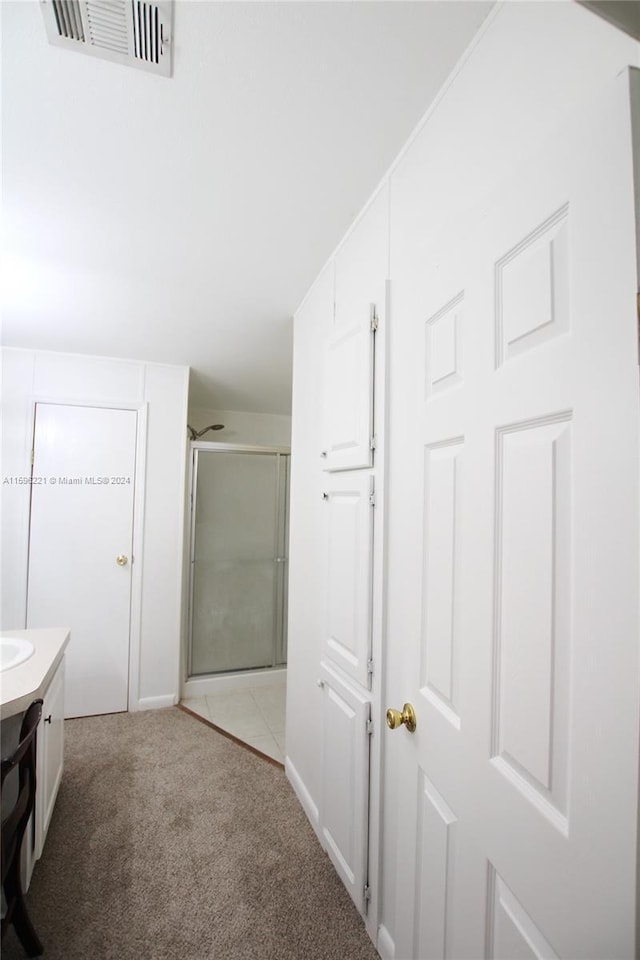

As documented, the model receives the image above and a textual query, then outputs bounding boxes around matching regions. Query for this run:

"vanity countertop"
[1,628,70,720]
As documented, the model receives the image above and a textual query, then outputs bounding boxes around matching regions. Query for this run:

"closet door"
[387,73,640,959]
[322,473,374,689]
[27,403,137,718]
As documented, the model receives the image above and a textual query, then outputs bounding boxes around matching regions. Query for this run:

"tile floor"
[181,677,286,763]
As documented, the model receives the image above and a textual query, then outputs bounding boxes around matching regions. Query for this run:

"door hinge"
[366,718,374,736]
[370,304,379,332]
[367,658,374,677]
[369,434,377,451]
[31,449,34,467]
[364,883,372,905]
[369,492,376,507]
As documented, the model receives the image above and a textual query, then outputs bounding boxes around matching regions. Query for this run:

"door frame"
[186,441,291,681]
[26,395,148,713]
[367,278,390,948]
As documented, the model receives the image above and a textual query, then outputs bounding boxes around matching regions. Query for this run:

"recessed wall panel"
[319,662,370,913]
[493,415,571,824]
[323,685,357,876]
[425,294,463,398]
[421,439,463,726]
[324,475,373,687]
[327,492,360,662]
[415,771,457,960]
[326,326,361,452]
[486,865,559,959]
[496,206,569,366]
[323,318,373,471]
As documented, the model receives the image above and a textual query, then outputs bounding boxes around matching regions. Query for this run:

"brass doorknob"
[386,702,417,733]
[116,555,128,566]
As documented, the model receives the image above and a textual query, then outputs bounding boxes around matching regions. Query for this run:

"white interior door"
[386,74,639,958]
[27,403,137,718]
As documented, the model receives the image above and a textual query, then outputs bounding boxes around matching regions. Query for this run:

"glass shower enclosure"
[188,444,290,676]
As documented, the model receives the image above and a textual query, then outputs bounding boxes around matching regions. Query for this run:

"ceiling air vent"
[41,1,173,78]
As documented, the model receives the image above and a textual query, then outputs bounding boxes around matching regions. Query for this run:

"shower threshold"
[182,665,286,701]
[180,667,287,764]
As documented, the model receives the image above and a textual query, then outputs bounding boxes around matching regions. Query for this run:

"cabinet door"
[322,185,388,473]
[2,712,38,889]
[319,662,371,914]
[322,315,375,472]
[322,473,374,688]
[36,657,65,858]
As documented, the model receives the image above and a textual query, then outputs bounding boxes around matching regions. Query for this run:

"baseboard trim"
[285,756,320,831]
[377,923,395,960]
[137,694,178,711]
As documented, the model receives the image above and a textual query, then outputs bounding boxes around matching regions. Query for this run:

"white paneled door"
[387,75,639,957]
[27,403,137,718]
[322,185,387,473]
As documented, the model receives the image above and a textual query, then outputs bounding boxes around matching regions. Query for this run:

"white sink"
[0,637,35,672]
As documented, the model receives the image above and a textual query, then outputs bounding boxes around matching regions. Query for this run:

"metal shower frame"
[187,441,291,678]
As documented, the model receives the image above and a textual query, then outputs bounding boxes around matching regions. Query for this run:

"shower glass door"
[189,447,289,675]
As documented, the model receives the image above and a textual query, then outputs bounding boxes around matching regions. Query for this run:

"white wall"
[286,2,640,954]
[1,347,189,710]
[187,407,291,447]
[285,260,334,828]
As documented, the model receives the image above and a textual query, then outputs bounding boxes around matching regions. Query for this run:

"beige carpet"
[3,707,379,960]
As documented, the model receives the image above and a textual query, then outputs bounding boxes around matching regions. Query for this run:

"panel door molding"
[322,311,376,472]
[318,660,371,914]
[322,472,374,689]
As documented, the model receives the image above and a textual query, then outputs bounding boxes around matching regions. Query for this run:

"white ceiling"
[2,0,493,414]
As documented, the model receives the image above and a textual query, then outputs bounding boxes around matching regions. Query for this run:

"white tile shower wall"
[186,408,292,447]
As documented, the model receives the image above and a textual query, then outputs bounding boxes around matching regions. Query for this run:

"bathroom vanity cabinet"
[1,628,70,887]
[35,655,65,859]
